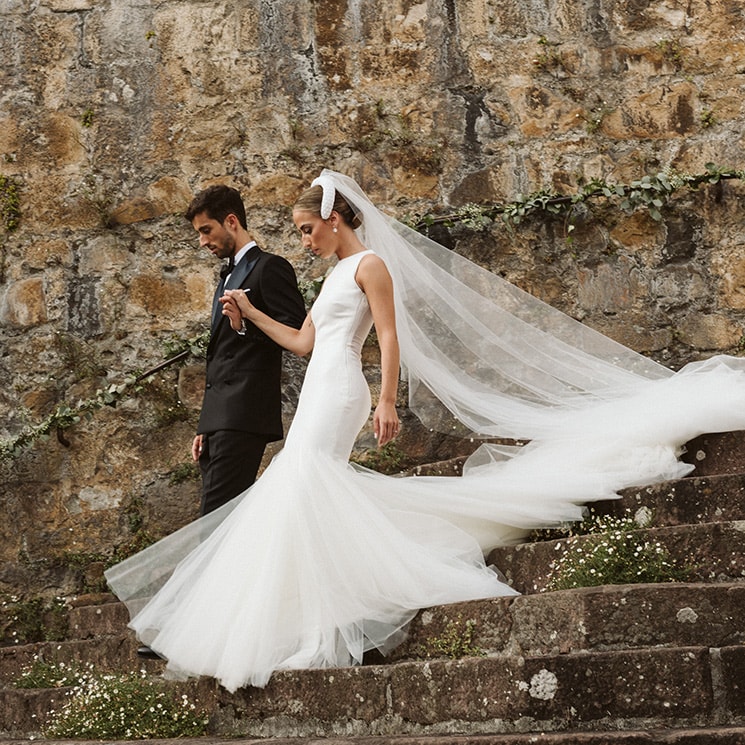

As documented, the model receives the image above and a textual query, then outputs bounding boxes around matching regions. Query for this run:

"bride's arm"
[221,289,315,356]
[356,254,400,446]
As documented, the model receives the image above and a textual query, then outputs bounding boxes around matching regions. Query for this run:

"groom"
[186,184,306,516]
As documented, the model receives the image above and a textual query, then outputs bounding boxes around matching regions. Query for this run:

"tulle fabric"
[120,449,520,691]
[106,172,745,692]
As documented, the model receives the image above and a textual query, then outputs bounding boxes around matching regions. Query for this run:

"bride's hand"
[374,401,400,447]
[220,289,254,332]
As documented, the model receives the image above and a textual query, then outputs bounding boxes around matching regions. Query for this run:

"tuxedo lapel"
[224,246,261,291]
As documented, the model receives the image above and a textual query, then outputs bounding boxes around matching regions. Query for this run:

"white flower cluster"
[38,667,208,739]
[545,510,685,590]
[15,656,88,689]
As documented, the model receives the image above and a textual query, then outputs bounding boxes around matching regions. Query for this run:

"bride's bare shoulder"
[355,252,393,295]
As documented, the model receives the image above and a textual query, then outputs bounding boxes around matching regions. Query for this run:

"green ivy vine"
[410,163,744,233]
[0,329,210,463]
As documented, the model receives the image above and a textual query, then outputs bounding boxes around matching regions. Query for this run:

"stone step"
[185,644,745,737]
[3,435,743,740]
[611,472,745,525]
[3,579,745,690]
[68,593,129,638]
[4,581,743,681]
[387,581,745,664]
[470,470,745,527]
[488,521,745,594]
[0,632,164,687]
[6,644,742,739]
[3,438,739,652]
[681,430,745,477]
[8,730,745,744]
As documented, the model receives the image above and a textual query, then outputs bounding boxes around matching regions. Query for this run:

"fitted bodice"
[284,251,375,460]
[310,250,374,362]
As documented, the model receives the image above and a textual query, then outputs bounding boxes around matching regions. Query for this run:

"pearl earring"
[333,227,338,233]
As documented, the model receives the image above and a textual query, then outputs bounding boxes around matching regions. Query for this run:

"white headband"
[310,175,336,220]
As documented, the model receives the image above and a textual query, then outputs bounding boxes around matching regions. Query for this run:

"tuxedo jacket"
[196,245,306,441]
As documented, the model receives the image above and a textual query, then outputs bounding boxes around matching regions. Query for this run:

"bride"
[105,169,745,692]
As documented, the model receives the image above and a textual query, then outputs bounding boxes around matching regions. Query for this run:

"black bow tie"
[220,257,235,280]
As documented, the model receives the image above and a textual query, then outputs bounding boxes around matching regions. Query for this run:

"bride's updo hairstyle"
[294,185,362,230]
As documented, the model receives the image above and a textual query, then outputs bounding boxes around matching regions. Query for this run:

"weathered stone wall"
[1,0,744,597]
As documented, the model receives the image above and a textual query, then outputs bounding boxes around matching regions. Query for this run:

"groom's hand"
[219,293,243,331]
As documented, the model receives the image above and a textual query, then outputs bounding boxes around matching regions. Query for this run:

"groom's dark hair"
[186,184,248,229]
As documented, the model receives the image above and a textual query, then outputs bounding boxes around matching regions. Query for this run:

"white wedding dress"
[106,251,516,691]
[106,171,745,693]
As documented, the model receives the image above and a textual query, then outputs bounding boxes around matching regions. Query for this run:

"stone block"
[720,645,745,716]
[202,647,720,735]
[519,583,745,653]
[0,687,67,739]
[109,196,162,226]
[207,665,391,736]
[677,314,743,351]
[22,238,71,271]
[383,595,514,663]
[517,647,711,723]
[248,174,306,209]
[68,597,129,639]
[389,582,745,662]
[41,0,96,9]
[126,273,191,319]
[147,176,193,214]
[606,472,745,525]
[576,256,646,313]
[681,431,745,477]
[1,278,47,327]
[77,235,133,275]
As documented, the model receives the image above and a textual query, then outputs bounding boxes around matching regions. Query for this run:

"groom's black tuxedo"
[197,244,306,513]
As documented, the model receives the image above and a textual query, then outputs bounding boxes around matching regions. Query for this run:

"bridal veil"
[322,168,745,448]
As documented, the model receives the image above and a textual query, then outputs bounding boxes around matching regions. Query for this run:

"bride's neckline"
[338,249,373,262]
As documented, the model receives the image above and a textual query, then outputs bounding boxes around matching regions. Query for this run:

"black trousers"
[198,430,268,515]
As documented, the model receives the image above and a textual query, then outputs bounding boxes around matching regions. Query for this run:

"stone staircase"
[1,432,745,743]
